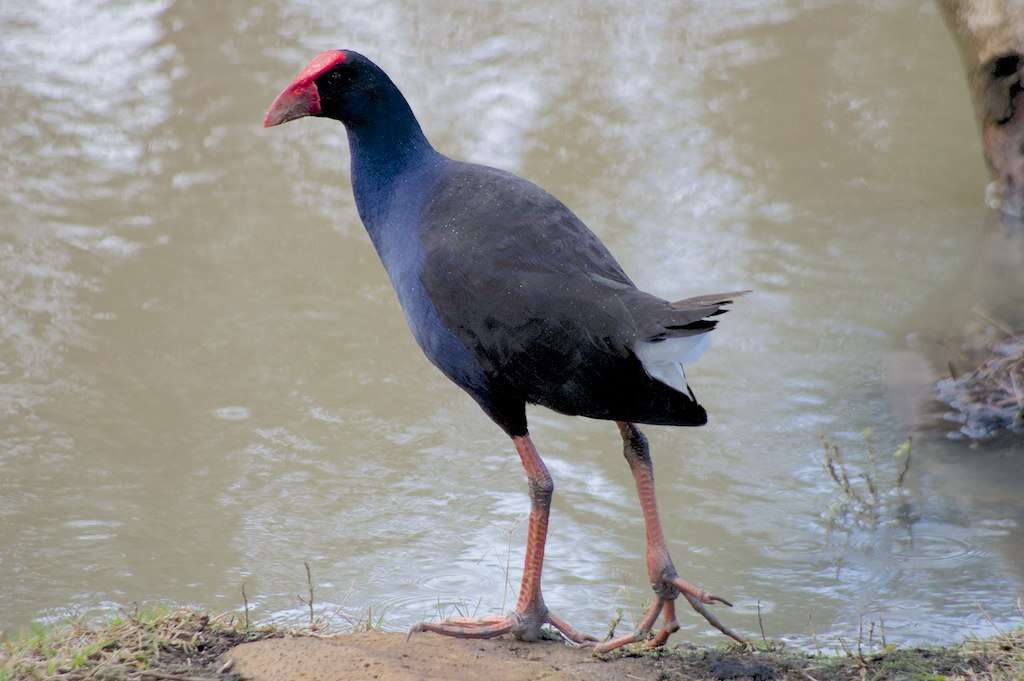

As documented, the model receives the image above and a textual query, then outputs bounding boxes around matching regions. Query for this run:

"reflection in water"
[1,0,1022,648]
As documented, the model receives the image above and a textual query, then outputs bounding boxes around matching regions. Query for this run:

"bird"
[264,49,747,651]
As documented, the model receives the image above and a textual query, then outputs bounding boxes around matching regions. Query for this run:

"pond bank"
[2,607,1022,681]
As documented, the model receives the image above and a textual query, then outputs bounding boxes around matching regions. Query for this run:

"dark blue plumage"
[295,50,740,436]
[265,48,748,649]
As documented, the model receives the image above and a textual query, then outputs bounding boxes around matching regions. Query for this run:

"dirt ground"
[226,628,1024,681]
[228,631,791,681]
[4,608,1020,680]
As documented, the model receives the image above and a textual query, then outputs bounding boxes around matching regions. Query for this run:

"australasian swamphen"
[264,50,747,651]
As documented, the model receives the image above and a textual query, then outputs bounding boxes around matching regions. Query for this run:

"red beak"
[264,50,347,128]
[264,79,321,127]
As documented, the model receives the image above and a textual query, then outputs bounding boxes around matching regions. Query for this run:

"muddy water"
[2,0,1022,646]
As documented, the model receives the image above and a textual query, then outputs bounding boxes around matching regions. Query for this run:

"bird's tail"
[670,289,750,314]
[633,290,750,395]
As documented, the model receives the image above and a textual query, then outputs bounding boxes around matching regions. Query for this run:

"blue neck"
[347,104,440,234]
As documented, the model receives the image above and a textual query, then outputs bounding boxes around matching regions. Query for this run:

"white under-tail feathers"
[634,332,711,395]
[633,290,748,395]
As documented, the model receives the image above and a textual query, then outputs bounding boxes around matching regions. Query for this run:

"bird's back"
[414,160,727,428]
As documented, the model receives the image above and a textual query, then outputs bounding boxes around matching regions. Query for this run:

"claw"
[548,612,599,646]
[670,576,733,607]
[682,593,746,644]
[595,579,746,654]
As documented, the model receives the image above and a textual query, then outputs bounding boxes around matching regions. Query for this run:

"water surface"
[2,0,1022,647]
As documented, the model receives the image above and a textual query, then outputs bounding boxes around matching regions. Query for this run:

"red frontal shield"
[264,50,346,127]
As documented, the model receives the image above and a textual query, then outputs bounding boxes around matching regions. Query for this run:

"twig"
[820,437,842,483]
[971,306,1019,340]
[839,632,869,674]
[808,613,821,655]
[241,582,250,630]
[864,433,879,508]
[974,600,1004,636]
[832,446,868,509]
[606,608,623,642]
[306,562,315,627]
[296,562,315,629]
[895,438,912,488]
[857,615,864,659]
[139,672,214,681]
[756,600,767,643]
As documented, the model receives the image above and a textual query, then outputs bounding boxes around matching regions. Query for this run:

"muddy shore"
[3,608,1022,681]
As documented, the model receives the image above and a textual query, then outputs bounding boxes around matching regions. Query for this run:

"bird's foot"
[409,606,597,646]
[594,572,745,654]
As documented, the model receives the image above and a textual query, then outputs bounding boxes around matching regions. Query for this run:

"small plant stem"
[305,562,315,628]
[241,582,250,630]
[896,437,912,488]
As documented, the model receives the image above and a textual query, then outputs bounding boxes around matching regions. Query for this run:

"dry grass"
[2,605,1020,681]
[0,606,280,681]
[952,628,1024,681]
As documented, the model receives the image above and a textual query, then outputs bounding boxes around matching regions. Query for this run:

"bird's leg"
[594,422,744,653]
[409,434,596,645]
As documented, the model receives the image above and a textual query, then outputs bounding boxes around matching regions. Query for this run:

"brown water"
[2,0,1023,647]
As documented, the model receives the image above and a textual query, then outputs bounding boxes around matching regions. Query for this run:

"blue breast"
[357,156,489,401]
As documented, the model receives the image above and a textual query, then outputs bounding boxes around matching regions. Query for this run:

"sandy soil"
[227,631,785,681]
[4,608,1018,680]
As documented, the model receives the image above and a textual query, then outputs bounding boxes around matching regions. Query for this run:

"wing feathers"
[671,290,751,309]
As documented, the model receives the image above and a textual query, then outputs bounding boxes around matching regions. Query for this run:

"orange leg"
[594,422,745,653]
[409,434,596,645]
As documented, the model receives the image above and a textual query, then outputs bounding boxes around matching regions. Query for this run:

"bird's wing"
[418,162,740,387]
[419,161,634,290]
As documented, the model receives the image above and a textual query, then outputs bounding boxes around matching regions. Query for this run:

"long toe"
[682,592,745,644]
[547,612,599,645]
[410,610,596,645]
[409,616,514,640]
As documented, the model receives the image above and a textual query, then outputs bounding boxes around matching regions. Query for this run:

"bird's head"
[263,49,398,128]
